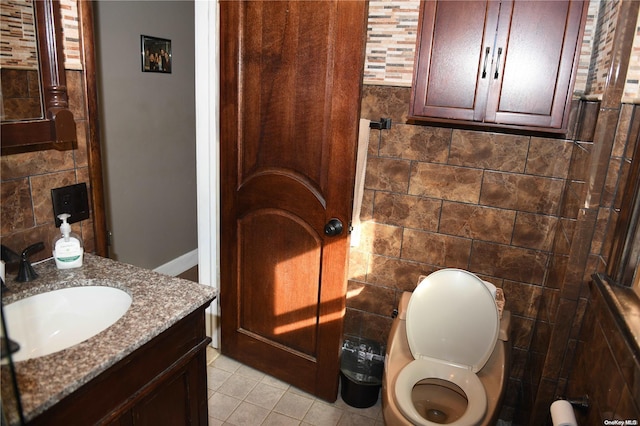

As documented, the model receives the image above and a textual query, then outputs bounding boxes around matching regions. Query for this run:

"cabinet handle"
[482,47,490,78]
[494,47,503,79]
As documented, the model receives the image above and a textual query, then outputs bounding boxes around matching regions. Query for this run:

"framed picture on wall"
[141,35,171,73]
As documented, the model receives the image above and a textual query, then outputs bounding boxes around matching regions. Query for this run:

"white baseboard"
[153,249,198,277]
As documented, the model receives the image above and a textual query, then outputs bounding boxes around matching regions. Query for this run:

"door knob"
[324,219,343,237]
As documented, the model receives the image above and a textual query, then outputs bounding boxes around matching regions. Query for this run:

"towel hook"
[369,118,391,130]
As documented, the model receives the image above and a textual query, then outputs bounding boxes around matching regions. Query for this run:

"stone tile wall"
[0,69,95,267]
[1,69,41,121]
[347,84,636,423]
[567,276,640,424]
[348,85,575,420]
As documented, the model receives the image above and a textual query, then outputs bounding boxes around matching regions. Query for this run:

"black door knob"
[324,219,343,237]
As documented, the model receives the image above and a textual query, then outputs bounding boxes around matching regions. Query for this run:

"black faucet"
[1,242,45,282]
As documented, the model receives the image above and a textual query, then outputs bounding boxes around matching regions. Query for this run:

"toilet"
[382,268,511,426]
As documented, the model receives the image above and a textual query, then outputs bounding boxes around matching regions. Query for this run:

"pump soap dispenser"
[53,213,84,269]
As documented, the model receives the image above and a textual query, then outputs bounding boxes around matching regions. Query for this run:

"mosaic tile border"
[0,0,38,70]
[364,1,420,86]
[363,0,639,102]
[0,0,81,71]
[2,0,639,101]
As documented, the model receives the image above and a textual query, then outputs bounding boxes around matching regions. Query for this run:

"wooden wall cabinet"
[410,0,588,133]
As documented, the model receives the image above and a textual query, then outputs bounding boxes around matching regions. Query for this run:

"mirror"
[0,0,76,155]
[0,0,43,121]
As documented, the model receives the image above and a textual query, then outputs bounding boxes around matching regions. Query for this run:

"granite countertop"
[1,253,217,424]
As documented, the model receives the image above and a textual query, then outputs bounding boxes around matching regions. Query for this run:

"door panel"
[486,0,587,127]
[410,0,500,121]
[239,209,321,356]
[220,0,368,401]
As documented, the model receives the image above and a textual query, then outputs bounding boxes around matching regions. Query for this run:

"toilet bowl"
[382,269,511,426]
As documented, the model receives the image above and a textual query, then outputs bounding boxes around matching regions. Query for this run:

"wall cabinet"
[410,0,588,133]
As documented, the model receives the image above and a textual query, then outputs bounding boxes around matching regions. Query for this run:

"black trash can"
[339,338,385,408]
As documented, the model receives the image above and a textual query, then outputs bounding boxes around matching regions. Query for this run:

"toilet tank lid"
[405,269,499,373]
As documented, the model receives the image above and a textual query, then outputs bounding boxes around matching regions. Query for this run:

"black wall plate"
[51,183,90,227]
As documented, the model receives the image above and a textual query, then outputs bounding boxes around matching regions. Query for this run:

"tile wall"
[0,69,95,268]
[351,1,640,423]
[0,0,81,71]
[1,0,89,264]
[567,275,640,424]
[347,85,579,421]
[363,0,640,102]
[0,69,41,121]
[347,83,638,423]
[526,99,638,424]
[0,0,37,69]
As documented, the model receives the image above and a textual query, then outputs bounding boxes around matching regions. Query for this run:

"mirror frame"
[1,0,76,155]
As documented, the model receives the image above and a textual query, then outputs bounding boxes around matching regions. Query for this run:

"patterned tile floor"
[205,347,385,426]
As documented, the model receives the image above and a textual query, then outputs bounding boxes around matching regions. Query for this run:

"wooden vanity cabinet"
[27,305,211,426]
[410,0,588,133]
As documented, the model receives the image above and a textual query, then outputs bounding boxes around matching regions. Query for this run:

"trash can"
[339,337,385,408]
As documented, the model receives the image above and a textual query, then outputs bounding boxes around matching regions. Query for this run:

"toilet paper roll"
[550,400,578,426]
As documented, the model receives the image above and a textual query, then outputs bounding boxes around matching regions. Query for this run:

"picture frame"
[141,35,171,73]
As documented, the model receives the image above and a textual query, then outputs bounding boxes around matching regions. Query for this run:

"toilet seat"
[394,268,499,425]
[395,358,487,425]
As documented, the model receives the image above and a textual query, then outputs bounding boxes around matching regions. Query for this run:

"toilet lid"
[406,268,499,373]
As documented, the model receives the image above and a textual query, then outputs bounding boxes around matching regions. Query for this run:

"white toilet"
[382,268,511,426]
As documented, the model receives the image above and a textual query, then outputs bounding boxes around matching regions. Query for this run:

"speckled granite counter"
[1,254,217,425]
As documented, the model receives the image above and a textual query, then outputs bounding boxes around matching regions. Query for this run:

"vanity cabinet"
[410,0,588,133]
[26,307,211,426]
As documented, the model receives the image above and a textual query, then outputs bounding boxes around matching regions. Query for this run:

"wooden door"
[410,0,500,121]
[486,0,587,128]
[219,1,368,401]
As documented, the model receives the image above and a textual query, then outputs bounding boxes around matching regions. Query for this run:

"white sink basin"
[3,286,132,362]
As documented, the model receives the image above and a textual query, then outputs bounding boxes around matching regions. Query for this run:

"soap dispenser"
[53,213,84,269]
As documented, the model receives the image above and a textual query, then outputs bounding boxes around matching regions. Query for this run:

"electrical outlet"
[51,183,90,227]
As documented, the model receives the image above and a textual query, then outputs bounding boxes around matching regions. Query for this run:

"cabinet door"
[411,0,587,132]
[485,0,586,129]
[410,0,501,121]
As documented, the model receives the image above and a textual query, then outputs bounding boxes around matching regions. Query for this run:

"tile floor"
[205,347,385,426]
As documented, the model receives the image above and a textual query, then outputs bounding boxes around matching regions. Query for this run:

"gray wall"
[95,1,197,269]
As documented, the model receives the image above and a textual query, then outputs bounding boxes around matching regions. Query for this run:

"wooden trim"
[77,0,109,257]
[1,0,76,154]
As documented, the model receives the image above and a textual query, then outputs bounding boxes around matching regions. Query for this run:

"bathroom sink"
[3,285,132,362]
